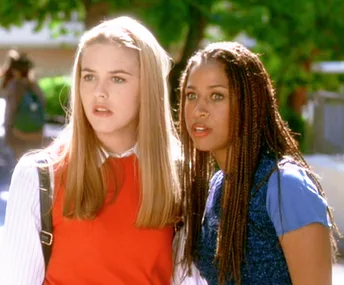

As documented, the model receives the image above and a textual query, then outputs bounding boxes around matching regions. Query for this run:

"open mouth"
[93,106,113,116]
[194,126,208,132]
[95,107,111,113]
[191,124,212,137]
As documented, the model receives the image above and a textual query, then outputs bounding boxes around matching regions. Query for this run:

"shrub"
[39,76,71,123]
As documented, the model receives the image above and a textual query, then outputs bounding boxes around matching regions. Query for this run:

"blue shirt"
[195,152,330,285]
[267,162,330,236]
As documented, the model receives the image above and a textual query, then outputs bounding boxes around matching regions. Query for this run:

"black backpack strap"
[36,158,53,271]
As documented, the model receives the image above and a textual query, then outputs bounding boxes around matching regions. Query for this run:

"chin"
[93,128,117,135]
[193,143,212,152]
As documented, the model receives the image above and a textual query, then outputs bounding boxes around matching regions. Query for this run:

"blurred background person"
[0,49,45,160]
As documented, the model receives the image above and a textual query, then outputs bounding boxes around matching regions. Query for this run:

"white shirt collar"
[99,144,138,165]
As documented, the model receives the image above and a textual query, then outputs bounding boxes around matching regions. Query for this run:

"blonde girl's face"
[80,43,140,153]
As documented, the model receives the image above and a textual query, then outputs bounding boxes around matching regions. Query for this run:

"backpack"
[14,90,44,133]
[36,158,53,271]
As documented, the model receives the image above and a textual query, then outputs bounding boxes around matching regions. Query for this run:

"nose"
[95,81,109,99]
[193,99,209,119]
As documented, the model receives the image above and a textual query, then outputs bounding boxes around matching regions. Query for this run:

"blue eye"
[186,92,197,100]
[112,77,125,83]
[83,74,95,81]
[211,93,224,101]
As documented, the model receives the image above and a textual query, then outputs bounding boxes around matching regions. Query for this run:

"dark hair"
[178,42,339,285]
[1,49,34,88]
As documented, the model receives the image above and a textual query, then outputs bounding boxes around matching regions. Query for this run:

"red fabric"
[44,155,173,285]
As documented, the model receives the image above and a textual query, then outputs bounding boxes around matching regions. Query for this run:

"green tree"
[3,0,343,113]
[0,0,221,109]
[213,0,344,108]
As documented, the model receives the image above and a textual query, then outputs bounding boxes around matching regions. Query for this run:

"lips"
[191,123,212,137]
[92,105,113,116]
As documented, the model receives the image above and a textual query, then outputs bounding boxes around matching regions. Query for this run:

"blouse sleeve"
[0,155,45,285]
[266,163,331,237]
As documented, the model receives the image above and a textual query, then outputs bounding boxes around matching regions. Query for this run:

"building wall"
[306,91,344,154]
[0,47,76,79]
[0,20,81,79]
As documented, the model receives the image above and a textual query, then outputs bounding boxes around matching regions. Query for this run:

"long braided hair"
[178,42,339,285]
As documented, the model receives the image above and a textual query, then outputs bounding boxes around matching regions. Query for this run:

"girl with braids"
[177,42,338,285]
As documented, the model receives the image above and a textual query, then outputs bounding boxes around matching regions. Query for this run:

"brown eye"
[186,92,197,100]
[211,93,224,101]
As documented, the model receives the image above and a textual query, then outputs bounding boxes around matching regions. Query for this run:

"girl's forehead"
[81,44,139,67]
[186,61,230,89]
[189,60,227,77]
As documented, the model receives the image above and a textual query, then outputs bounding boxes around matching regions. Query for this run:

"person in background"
[0,50,46,159]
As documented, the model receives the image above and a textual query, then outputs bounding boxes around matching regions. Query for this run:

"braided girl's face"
[184,61,232,167]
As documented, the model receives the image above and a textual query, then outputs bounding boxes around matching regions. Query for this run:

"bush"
[39,76,71,123]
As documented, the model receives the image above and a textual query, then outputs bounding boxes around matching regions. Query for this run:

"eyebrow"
[186,84,228,89]
[81,68,133,76]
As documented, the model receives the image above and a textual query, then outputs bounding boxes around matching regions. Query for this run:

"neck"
[97,132,137,155]
[213,147,231,172]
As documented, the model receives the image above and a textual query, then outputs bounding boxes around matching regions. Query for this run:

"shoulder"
[6,78,26,91]
[9,151,56,209]
[267,162,317,193]
[10,154,41,193]
[12,152,53,183]
[13,154,39,176]
[5,79,29,101]
[30,81,44,94]
[266,162,330,236]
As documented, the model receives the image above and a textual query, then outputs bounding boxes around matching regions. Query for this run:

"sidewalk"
[333,259,344,284]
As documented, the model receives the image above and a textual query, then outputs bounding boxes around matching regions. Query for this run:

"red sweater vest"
[44,155,173,284]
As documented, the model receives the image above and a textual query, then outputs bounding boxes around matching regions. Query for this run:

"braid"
[178,60,213,271]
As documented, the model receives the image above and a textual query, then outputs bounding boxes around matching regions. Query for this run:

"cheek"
[218,108,231,134]
[124,95,140,118]
[184,103,193,124]
[133,101,140,118]
[79,81,90,93]
[79,84,91,102]
[79,92,90,110]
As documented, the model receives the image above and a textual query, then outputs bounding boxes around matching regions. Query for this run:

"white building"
[0,21,83,78]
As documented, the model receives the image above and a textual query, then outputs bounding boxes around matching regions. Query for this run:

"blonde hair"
[48,16,181,227]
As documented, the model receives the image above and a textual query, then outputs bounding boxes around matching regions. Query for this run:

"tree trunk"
[82,1,111,29]
[289,58,311,115]
[169,5,208,115]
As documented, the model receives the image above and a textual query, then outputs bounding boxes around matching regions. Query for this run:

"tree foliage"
[0,0,221,109]
[1,0,344,109]
[213,0,344,103]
